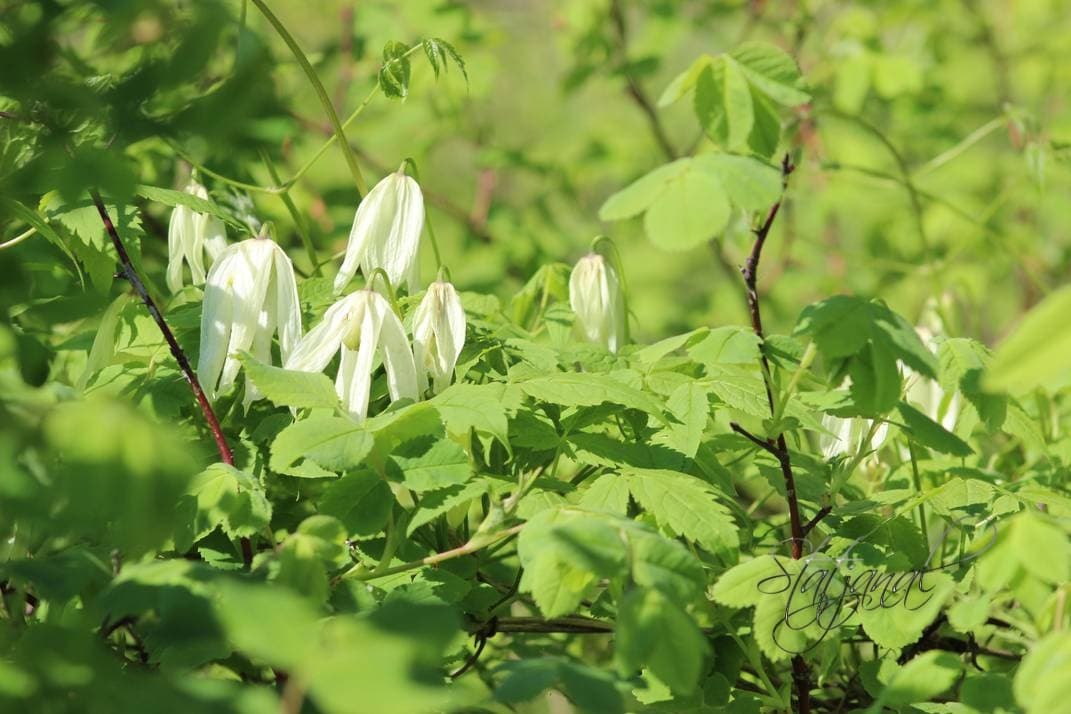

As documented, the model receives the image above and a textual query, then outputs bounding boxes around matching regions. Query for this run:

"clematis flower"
[285,289,419,420]
[198,238,301,404]
[334,168,425,295]
[819,413,890,461]
[905,297,960,430]
[569,252,626,352]
[412,281,466,394]
[167,179,228,293]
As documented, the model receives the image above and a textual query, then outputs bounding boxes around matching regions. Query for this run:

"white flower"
[413,281,466,394]
[819,413,889,460]
[569,253,626,352]
[198,238,301,404]
[167,180,228,293]
[285,289,419,420]
[334,169,424,295]
[906,299,960,430]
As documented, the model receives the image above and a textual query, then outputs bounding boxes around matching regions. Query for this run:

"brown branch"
[90,191,252,568]
[608,0,678,160]
[736,155,813,714]
[801,506,832,537]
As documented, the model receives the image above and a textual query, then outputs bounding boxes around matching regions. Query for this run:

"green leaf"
[518,508,627,617]
[430,383,511,448]
[600,154,781,251]
[598,160,691,221]
[693,153,782,211]
[687,326,763,367]
[694,57,754,150]
[621,468,738,553]
[616,588,709,695]
[1014,632,1071,714]
[241,354,340,409]
[653,382,711,457]
[390,438,472,492]
[379,40,412,99]
[872,651,960,708]
[858,572,955,649]
[658,55,711,106]
[897,401,973,456]
[270,415,373,474]
[986,284,1071,393]
[577,475,630,514]
[421,38,467,81]
[642,163,729,250]
[175,464,272,551]
[518,372,666,421]
[710,556,791,608]
[136,185,238,228]
[406,479,489,535]
[729,42,810,106]
[319,469,394,536]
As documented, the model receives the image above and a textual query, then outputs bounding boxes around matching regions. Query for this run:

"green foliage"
[2,1,1069,712]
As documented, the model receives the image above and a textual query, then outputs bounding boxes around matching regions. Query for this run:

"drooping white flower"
[413,281,466,394]
[198,238,301,404]
[569,253,626,352]
[905,297,960,430]
[285,289,419,420]
[167,180,228,293]
[334,169,425,295]
[819,413,890,460]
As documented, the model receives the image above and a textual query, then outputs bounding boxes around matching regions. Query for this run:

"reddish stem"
[90,191,251,566]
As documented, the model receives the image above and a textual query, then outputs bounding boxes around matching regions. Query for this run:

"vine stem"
[89,191,252,567]
[735,155,813,714]
[250,0,368,197]
[336,524,523,583]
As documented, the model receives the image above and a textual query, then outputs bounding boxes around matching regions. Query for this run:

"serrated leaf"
[270,415,373,474]
[241,354,340,409]
[175,464,271,551]
[622,468,738,552]
[616,588,709,695]
[319,469,393,536]
[390,438,471,492]
[729,42,810,106]
[874,651,960,707]
[406,479,489,535]
[518,372,666,421]
[379,40,412,99]
[711,555,791,608]
[858,572,955,649]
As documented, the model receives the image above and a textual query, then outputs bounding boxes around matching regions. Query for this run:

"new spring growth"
[569,250,626,353]
[413,279,466,395]
[167,179,228,293]
[198,235,301,405]
[334,164,425,295]
[285,287,419,420]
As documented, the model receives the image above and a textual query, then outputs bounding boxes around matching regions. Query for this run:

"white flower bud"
[198,238,301,405]
[569,253,626,352]
[167,180,228,293]
[334,170,424,295]
[413,281,466,394]
[285,289,419,421]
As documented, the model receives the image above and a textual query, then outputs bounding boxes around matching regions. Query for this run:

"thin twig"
[801,506,832,537]
[608,0,677,160]
[90,191,252,567]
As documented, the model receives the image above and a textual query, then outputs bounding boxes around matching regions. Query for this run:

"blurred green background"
[2,0,1070,353]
